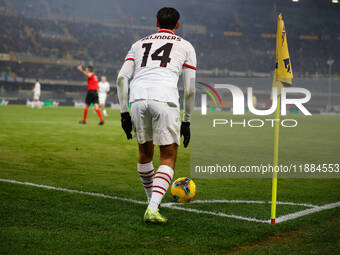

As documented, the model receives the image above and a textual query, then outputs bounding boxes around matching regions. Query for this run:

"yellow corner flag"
[271,14,293,225]
[272,13,293,96]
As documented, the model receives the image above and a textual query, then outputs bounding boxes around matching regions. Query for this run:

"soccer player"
[32,79,41,108]
[116,7,196,223]
[98,76,110,117]
[77,65,104,125]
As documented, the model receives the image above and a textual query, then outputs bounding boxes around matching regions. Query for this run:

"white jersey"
[98,81,110,94]
[124,29,197,106]
[34,82,41,95]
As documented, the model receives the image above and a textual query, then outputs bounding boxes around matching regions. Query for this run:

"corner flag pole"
[270,13,293,225]
[271,95,280,224]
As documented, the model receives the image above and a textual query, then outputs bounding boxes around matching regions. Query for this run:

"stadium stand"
[0,0,339,109]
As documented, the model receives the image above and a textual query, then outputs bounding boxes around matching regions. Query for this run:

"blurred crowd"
[0,0,339,81]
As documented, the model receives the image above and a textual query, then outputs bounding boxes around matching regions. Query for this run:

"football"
[171,177,196,203]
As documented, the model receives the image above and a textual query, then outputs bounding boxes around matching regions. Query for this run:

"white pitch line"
[275,201,340,223]
[162,204,270,224]
[186,199,267,204]
[275,201,317,208]
[1,178,339,224]
[163,200,317,208]
[1,178,268,223]
[0,178,147,205]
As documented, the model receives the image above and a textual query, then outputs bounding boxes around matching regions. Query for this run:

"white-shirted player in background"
[117,7,196,224]
[32,79,41,108]
[98,76,110,116]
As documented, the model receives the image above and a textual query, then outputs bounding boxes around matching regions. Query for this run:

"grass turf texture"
[0,105,339,254]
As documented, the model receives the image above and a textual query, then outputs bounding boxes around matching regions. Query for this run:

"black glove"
[180,122,190,148]
[121,112,132,140]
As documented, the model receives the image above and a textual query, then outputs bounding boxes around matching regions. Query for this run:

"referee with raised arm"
[77,65,104,125]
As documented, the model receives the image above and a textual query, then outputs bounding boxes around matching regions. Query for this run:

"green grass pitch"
[0,105,339,254]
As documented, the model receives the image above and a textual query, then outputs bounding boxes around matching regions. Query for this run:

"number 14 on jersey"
[141,43,173,67]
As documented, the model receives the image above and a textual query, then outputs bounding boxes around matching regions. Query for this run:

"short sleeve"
[124,45,135,62]
[183,43,197,70]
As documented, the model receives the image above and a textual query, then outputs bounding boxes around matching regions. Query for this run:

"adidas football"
[171,177,196,203]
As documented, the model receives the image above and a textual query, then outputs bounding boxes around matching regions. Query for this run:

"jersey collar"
[158,29,175,35]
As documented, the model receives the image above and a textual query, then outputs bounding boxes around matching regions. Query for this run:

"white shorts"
[131,100,180,146]
[33,93,40,100]
[98,93,107,105]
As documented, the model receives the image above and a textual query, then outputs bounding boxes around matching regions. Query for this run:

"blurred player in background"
[117,7,196,224]
[77,65,104,125]
[32,79,41,108]
[98,76,110,117]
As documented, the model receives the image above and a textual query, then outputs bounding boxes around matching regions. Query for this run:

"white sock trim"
[158,165,174,174]
[138,162,154,201]
[153,165,174,186]
[148,165,174,211]
[137,162,154,172]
